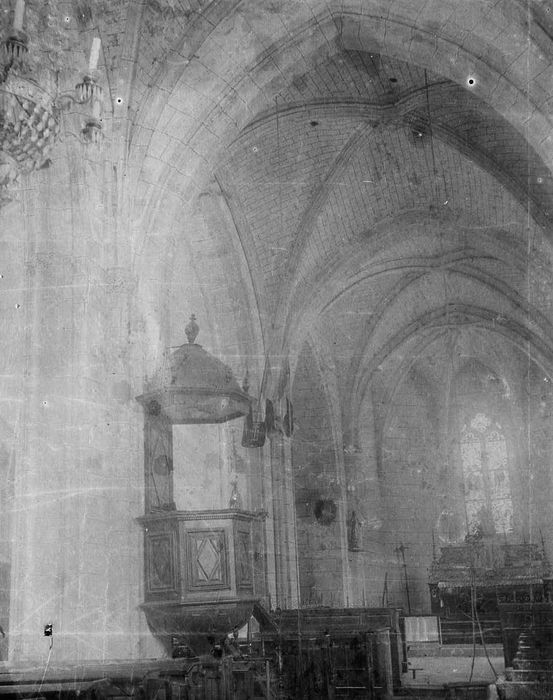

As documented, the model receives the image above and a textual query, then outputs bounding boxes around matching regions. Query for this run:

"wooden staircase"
[499,629,553,699]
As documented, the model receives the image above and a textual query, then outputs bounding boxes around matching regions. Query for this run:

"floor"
[402,653,504,687]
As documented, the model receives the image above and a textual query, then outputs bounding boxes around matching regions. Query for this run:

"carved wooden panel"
[144,414,174,512]
[186,529,229,591]
[235,528,253,590]
[146,531,177,594]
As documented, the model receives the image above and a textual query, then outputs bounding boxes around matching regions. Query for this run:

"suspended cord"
[474,601,499,680]
[524,0,535,559]
[36,638,54,697]
[468,571,477,683]
[424,69,438,185]
[276,91,304,676]
[424,69,452,346]
[424,69,448,202]
[468,567,499,684]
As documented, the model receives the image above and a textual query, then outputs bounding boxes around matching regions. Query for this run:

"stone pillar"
[344,402,386,608]
[8,256,149,663]
[7,144,154,662]
[269,433,299,608]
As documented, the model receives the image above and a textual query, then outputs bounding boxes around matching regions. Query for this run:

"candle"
[13,0,25,32]
[88,37,101,72]
[92,97,101,120]
[91,86,103,120]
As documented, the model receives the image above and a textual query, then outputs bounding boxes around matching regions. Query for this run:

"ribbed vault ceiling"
[8,0,553,406]
[199,39,553,420]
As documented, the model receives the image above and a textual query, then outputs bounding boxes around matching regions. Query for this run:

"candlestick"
[13,0,25,32]
[88,37,101,72]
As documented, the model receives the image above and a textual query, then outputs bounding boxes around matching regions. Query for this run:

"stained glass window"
[460,412,513,534]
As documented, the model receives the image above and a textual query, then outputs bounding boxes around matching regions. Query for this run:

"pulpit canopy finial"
[185,314,199,344]
[137,312,250,423]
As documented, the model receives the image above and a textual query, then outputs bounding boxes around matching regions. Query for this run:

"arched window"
[460,412,513,535]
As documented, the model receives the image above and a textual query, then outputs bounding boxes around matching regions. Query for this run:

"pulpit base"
[141,598,258,654]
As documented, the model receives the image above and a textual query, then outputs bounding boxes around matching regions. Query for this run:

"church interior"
[1,0,553,698]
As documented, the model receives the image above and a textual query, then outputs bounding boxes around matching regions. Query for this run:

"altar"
[429,539,552,644]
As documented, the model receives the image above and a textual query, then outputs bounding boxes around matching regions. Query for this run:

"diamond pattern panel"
[187,530,229,590]
[196,536,222,582]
